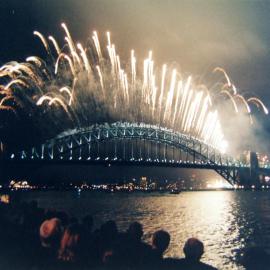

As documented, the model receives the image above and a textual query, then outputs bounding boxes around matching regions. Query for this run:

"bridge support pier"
[249,151,260,188]
[237,152,261,188]
[215,167,238,186]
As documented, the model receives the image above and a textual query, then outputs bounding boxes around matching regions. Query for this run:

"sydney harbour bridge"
[1,122,269,187]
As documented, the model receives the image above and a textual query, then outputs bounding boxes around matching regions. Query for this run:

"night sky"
[1,0,270,182]
[2,0,270,95]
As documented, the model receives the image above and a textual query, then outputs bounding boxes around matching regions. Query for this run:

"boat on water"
[170,189,181,194]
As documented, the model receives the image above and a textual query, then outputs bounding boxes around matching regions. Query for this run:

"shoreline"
[1,187,269,195]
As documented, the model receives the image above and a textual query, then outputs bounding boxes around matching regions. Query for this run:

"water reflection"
[20,190,270,270]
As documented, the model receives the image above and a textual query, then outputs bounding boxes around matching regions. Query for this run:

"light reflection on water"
[20,190,270,270]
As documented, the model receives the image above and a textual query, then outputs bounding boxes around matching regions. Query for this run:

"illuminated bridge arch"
[9,122,248,185]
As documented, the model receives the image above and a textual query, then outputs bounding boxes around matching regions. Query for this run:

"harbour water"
[18,190,270,270]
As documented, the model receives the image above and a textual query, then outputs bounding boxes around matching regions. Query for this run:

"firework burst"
[213,67,268,125]
[0,24,267,153]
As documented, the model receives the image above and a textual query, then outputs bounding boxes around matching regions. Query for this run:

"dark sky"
[1,1,270,112]
[1,0,270,95]
[1,0,270,181]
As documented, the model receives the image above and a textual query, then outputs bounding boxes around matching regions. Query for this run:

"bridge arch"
[8,122,247,185]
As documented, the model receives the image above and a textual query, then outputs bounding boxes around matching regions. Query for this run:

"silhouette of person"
[175,238,218,270]
[152,230,171,260]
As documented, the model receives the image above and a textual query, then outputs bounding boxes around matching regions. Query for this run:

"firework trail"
[0,24,268,152]
[214,67,267,125]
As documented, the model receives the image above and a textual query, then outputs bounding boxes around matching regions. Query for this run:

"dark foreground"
[0,198,269,270]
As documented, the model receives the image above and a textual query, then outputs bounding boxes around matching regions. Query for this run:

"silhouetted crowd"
[0,200,269,270]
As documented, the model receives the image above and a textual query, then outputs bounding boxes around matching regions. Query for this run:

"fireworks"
[214,67,268,122]
[0,24,268,153]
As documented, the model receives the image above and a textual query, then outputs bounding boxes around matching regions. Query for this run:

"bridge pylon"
[249,151,260,187]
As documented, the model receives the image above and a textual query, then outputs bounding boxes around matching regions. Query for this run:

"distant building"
[140,176,148,189]
[149,181,158,190]
[257,153,269,168]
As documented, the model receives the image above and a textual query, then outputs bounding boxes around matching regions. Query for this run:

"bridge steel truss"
[8,123,247,186]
